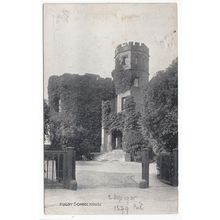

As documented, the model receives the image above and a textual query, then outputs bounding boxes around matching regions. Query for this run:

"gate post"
[66,147,77,190]
[172,148,178,186]
[139,147,150,188]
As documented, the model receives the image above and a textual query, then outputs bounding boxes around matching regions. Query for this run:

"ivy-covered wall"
[102,96,144,156]
[111,69,137,94]
[48,73,115,158]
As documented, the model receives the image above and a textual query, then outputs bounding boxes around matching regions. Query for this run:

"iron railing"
[44,147,77,190]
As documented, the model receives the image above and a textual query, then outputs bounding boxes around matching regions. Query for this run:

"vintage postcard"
[43,3,178,215]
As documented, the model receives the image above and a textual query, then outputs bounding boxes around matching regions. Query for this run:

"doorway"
[111,129,123,150]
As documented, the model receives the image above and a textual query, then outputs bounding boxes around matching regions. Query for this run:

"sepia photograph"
[43,3,178,215]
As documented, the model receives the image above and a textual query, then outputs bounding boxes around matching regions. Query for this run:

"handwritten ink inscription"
[108,194,144,214]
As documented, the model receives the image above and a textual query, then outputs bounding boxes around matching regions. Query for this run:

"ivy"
[48,73,115,158]
[112,69,136,94]
[141,58,178,154]
[46,58,178,160]
[102,96,144,154]
[102,101,124,131]
[48,75,60,113]
[44,99,50,141]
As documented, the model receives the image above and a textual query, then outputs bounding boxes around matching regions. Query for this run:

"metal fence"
[44,147,77,190]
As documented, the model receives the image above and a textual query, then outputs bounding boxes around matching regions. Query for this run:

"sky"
[44,3,177,98]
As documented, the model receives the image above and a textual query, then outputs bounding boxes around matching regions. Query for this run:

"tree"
[49,112,92,158]
[141,58,178,154]
[44,99,50,142]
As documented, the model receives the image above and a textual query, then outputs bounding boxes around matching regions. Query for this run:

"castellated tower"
[112,42,149,113]
[101,42,149,154]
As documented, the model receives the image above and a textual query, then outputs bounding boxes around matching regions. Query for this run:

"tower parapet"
[113,41,149,75]
[112,41,149,111]
[115,41,149,57]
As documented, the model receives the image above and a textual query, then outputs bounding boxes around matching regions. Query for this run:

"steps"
[94,149,126,162]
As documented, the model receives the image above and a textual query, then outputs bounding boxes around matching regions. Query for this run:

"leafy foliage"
[48,73,115,158]
[102,96,144,156]
[112,69,136,94]
[49,112,91,158]
[46,58,178,160]
[44,99,50,141]
[122,96,144,155]
[141,58,178,154]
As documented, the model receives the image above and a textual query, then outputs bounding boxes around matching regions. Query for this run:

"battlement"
[115,42,149,56]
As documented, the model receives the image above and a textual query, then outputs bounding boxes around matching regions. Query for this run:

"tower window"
[122,56,128,65]
[135,57,138,64]
[121,97,126,111]
[58,99,61,112]
[133,78,139,87]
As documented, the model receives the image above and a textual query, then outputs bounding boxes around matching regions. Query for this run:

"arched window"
[122,56,128,65]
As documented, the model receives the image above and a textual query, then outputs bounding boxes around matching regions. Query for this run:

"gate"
[44,147,77,190]
[44,147,151,190]
[157,148,178,186]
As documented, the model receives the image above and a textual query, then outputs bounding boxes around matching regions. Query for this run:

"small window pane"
[122,56,128,65]
[58,99,61,112]
[133,78,139,87]
[121,97,126,111]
